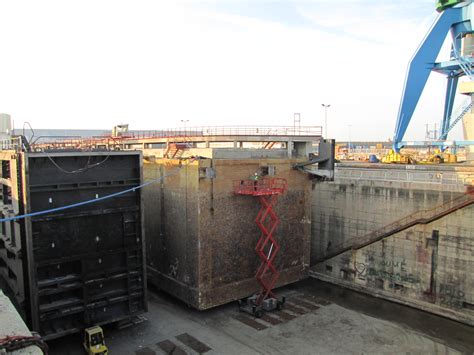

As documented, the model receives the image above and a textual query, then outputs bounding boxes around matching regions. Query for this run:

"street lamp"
[180,119,189,134]
[321,104,330,138]
[348,124,352,154]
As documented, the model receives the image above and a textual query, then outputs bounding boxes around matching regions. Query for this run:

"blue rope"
[0,163,186,223]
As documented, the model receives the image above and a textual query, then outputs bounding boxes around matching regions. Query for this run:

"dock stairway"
[315,189,474,264]
[164,135,193,159]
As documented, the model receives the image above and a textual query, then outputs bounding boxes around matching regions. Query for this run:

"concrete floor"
[0,290,42,354]
[47,278,474,355]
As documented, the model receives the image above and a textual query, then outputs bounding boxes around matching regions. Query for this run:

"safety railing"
[113,126,323,140]
[26,126,322,150]
[0,137,24,152]
[316,189,474,262]
[440,99,473,140]
[336,167,474,186]
[233,178,288,196]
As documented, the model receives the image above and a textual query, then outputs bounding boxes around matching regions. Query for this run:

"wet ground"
[46,278,474,354]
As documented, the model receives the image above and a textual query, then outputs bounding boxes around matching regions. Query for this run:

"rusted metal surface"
[176,333,212,353]
[157,340,187,355]
[260,313,283,325]
[273,310,296,321]
[284,303,309,315]
[233,315,268,331]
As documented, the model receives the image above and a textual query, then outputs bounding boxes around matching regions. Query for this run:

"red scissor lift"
[234,177,288,317]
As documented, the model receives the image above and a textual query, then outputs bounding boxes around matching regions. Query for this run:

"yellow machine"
[424,149,458,164]
[382,148,458,164]
[381,149,414,164]
[83,326,108,355]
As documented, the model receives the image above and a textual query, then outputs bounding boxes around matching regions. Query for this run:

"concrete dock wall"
[311,163,474,325]
[0,291,42,354]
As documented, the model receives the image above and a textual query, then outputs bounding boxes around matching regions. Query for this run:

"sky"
[0,0,466,141]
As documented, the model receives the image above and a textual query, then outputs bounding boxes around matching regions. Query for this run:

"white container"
[0,113,12,140]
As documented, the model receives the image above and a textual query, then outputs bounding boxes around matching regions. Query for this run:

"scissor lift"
[234,177,287,317]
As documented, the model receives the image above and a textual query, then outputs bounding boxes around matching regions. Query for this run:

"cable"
[0,157,197,223]
[47,154,110,174]
[0,334,48,354]
[22,122,35,145]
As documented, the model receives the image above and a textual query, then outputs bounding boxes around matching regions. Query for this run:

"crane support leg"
[441,75,459,139]
[393,8,462,151]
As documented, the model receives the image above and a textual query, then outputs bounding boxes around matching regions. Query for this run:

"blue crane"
[393,0,473,151]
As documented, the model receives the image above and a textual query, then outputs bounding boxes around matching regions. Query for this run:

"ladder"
[440,101,473,140]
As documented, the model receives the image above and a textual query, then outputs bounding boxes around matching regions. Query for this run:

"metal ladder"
[439,101,473,140]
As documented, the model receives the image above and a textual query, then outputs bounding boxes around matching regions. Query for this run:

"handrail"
[233,178,288,196]
[440,100,473,140]
[0,137,24,152]
[120,126,322,140]
[315,190,474,263]
[27,125,323,150]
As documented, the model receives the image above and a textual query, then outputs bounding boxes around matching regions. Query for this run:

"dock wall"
[310,163,474,325]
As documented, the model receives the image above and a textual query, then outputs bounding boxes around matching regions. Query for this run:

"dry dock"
[0,126,472,354]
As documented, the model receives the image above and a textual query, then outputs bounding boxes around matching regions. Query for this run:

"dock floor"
[45,278,474,354]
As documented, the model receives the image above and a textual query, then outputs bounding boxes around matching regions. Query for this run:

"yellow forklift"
[83,326,108,355]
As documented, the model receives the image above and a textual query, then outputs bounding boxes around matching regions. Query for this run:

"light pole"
[321,104,330,138]
[181,119,189,134]
[348,124,352,154]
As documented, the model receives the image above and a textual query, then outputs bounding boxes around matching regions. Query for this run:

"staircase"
[315,190,474,264]
[263,142,276,149]
[164,138,193,159]
[440,100,473,140]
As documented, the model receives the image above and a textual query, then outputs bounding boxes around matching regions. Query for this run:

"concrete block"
[145,157,312,309]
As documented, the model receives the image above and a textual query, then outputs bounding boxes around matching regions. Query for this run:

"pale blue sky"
[0,0,463,141]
